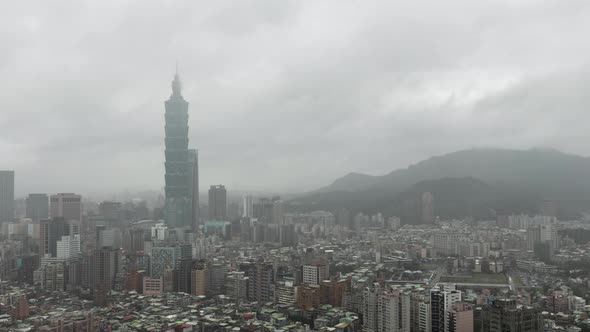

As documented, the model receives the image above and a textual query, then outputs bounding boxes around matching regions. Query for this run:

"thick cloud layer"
[1,1,589,196]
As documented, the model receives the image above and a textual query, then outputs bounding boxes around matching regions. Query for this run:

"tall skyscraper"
[421,192,434,224]
[0,171,14,223]
[164,71,196,229]
[39,217,68,257]
[188,149,199,229]
[50,193,82,222]
[26,194,49,223]
[431,285,462,332]
[208,185,227,220]
[242,195,254,218]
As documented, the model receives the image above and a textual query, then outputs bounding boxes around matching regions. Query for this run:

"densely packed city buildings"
[0,75,589,332]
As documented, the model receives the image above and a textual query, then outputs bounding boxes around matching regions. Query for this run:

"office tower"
[97,228,120,248]
[208,260,228,296]
[240,261,275,302]
[253,197,274,223]
[191,261,208,296]
[0,171,14,223]
[188,149,199,229]
[447,302,473,332]
[164,71,194,229]
[279,224,296,247]
[272,199,284,224]
[421,192,434,224]
[126,228,146,255]
[39,218,69,257]
[93,247,119,293]
[480,299,542,332]
[302,262,329,286]
[56,235,81,259]
[175,258,194,294]
[208,185,227,220]
[98,201,121,223]
[225,271,249,302]
[50,193,82,222]
[26,194,49,223]
[431,286,462,332]
[150,244,191,278]
[242,195,254,218]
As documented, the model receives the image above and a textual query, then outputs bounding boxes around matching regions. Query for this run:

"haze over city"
[2,1,590,196]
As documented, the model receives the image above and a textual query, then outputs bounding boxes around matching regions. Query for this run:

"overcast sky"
[1,1,590,197]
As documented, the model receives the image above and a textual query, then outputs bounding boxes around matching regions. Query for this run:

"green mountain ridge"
[295,148,590,220]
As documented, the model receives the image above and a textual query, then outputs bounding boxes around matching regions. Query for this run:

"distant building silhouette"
[0,171,14,224]
[242,195,254,218]
[208,185,227,220]
[421,192,434,224]
[50,193,82,222]
[26,193,49,223]
[164,71,198,229]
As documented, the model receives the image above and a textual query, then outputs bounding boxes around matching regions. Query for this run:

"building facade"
[26,193,49,223]
[0,171,14,224]
[164,72,195,229]
[208,185,227,220]
[50,193,82,222]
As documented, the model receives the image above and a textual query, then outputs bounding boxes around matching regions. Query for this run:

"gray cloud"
[1,0,590,196]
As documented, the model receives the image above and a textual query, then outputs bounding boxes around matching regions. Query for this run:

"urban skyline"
[0,2,588,332]
[2,2,590,195]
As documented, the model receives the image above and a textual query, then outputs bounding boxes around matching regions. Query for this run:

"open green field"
[439,273,508,284]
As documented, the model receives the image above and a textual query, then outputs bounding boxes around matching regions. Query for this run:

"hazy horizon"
[3,1,590,196]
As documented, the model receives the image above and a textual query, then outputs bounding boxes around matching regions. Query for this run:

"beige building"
[50,193,82,222]
[191,265,208,296]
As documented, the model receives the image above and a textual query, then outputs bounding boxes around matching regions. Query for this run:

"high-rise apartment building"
[93,247,119,293]
[56,235,81,259]
[98,201,121,223]
[208,185,227,220]
[410,292,431,332]
[26,194,49,223]
[242,195,254,218]
[240,261,275,302]
[302,263,329,286]
[447,302,473,332]
[208,260,228,296]
[164,72,197,229]
[380,290,411,332]
[363,283,411,332]
[0,171,14,223]
[39,218,69,257]
[431,285,462,332]
[50,193,82,222]
[225,271,249,302]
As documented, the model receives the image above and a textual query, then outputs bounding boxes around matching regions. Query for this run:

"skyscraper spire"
[171,66,182,98]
